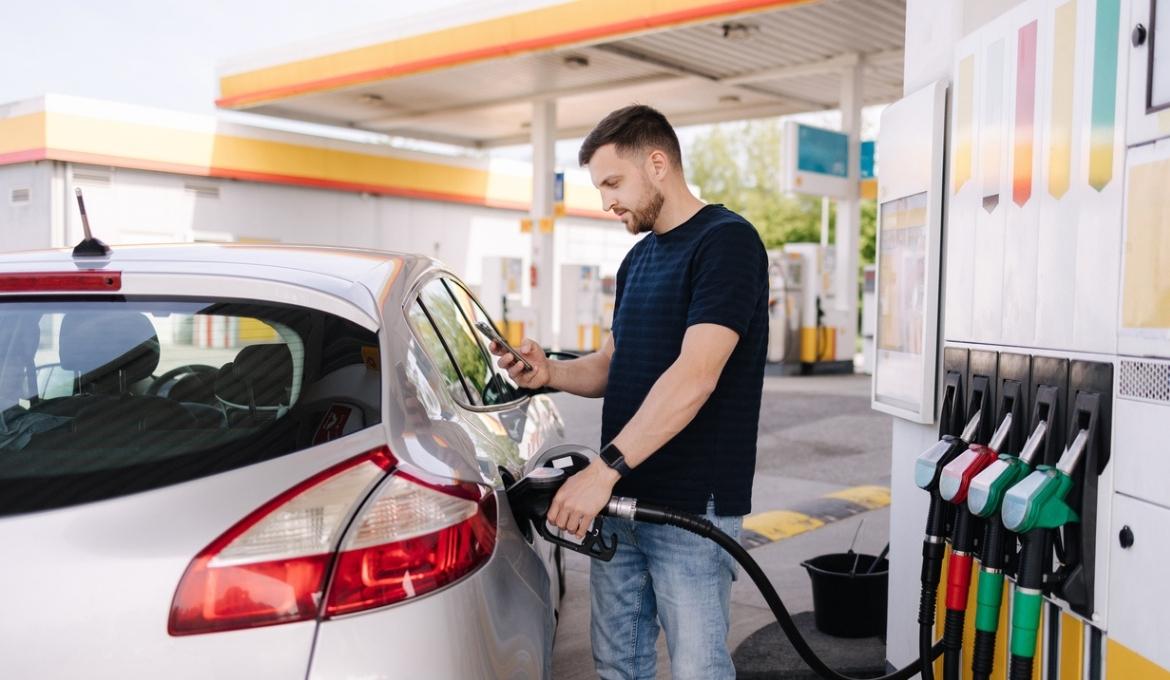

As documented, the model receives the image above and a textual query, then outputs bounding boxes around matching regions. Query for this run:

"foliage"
[685,119,876,264]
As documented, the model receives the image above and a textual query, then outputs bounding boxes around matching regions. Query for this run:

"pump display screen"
[874,192,929,412]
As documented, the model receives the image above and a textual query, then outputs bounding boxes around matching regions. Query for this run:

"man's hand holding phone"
[487,337,551,390]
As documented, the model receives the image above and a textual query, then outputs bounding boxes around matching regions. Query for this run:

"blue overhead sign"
[796,124,849,178]
[861,140,876,179]
[783,122,878,198]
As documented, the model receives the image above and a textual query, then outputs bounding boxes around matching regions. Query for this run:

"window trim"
[402,270,530,413]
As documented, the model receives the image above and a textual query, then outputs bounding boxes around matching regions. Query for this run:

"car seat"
[214,343,294,426]
[34,311,162,418]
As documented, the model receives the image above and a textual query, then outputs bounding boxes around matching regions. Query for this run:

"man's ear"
[646,149,670,180]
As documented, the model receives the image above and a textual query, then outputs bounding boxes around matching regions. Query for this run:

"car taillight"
[324,471,497,617]
[0,271,121,292]
[168,448,395,636]
[168,447,498,636]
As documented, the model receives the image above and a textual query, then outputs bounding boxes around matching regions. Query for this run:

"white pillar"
[834,57,863,364]
[530,100,558,347]
[820,196,831,247]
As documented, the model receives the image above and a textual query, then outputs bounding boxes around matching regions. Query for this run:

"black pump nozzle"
[72,188,111,258]
[506,454,618,561]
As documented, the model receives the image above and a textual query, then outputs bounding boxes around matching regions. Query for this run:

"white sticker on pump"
[551,456,574,469]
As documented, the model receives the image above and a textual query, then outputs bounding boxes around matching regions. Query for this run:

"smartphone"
[474,321,533,372]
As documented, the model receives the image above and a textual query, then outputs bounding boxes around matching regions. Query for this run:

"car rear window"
[0,297,382,515]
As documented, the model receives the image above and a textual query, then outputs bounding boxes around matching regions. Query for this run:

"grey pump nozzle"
[1056,428,1090,476]
[988,413,1013,451]
[960,410,982,443]
[1018,420,1048,465]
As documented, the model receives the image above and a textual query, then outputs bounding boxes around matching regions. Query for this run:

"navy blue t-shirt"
[602,204,768,516]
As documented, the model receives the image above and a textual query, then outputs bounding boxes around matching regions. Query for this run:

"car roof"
[0,243,430,320]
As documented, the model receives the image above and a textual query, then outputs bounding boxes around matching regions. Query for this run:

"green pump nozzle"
[1001,428,1089,533]
[967,418,1044,518]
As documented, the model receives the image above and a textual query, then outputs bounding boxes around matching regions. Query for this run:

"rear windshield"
[0,297,382,515]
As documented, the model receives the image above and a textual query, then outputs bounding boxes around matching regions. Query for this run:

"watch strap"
[600,442,631,477]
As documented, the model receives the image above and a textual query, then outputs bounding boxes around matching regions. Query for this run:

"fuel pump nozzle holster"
[505,447,618,561]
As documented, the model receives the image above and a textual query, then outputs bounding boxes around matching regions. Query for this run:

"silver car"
[0,244,572,679]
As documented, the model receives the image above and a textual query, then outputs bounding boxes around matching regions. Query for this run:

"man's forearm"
[547,352,610,398]
[610,362,716,467]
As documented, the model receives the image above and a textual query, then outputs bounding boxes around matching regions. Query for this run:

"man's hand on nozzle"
[490,338,551,389]
[548,457,620,539]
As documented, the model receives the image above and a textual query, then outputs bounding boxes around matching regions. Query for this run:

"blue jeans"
[590,498,743,680]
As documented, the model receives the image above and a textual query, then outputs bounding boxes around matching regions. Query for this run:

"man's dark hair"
[578,105,683,169]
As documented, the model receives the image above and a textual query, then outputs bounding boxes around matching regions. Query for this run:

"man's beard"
[626,188,665,235]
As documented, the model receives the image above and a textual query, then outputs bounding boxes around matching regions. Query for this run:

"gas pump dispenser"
[874,0,1157,674]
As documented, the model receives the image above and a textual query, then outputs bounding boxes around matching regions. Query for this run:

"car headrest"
[0,318,42,403]
[59,311,160,391]
[215,344,294,409]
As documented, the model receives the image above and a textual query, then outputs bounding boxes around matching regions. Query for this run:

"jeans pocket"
[705,499,743,583]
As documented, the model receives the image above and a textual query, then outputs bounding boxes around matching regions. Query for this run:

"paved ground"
[548,370,895,679]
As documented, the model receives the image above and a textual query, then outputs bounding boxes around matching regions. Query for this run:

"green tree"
[685,119,876,264]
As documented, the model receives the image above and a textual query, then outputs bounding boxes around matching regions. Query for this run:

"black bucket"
[801,552,889,638]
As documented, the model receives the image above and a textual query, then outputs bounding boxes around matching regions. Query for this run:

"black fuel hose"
[917,495,952,680]
[608,500,945,680]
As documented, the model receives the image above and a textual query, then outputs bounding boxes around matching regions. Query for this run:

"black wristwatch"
[599,442,631,477]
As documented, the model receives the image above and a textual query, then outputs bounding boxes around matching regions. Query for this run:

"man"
[492,105,768,679]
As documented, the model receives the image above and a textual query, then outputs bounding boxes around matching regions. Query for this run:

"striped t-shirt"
[602,204,768,516]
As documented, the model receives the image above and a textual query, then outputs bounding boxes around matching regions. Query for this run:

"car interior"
[0,301,383,513]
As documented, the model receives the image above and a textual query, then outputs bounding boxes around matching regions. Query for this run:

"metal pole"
[835,56,863,364]
[530,100,558,347]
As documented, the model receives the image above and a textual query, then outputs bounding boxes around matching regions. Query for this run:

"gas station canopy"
[217,0,905,148]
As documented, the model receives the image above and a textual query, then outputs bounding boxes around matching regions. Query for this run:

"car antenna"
[72,187,111,258]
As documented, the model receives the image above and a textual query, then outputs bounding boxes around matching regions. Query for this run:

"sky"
[0,0,885,168]
[0,0,556,114]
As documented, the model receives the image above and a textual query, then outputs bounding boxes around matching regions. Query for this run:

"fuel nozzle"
[916,411,982,493]
[940,412,1011,504]
[968,419,1046,518]
[1001,428,1088,534]
[505,454,618,561]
